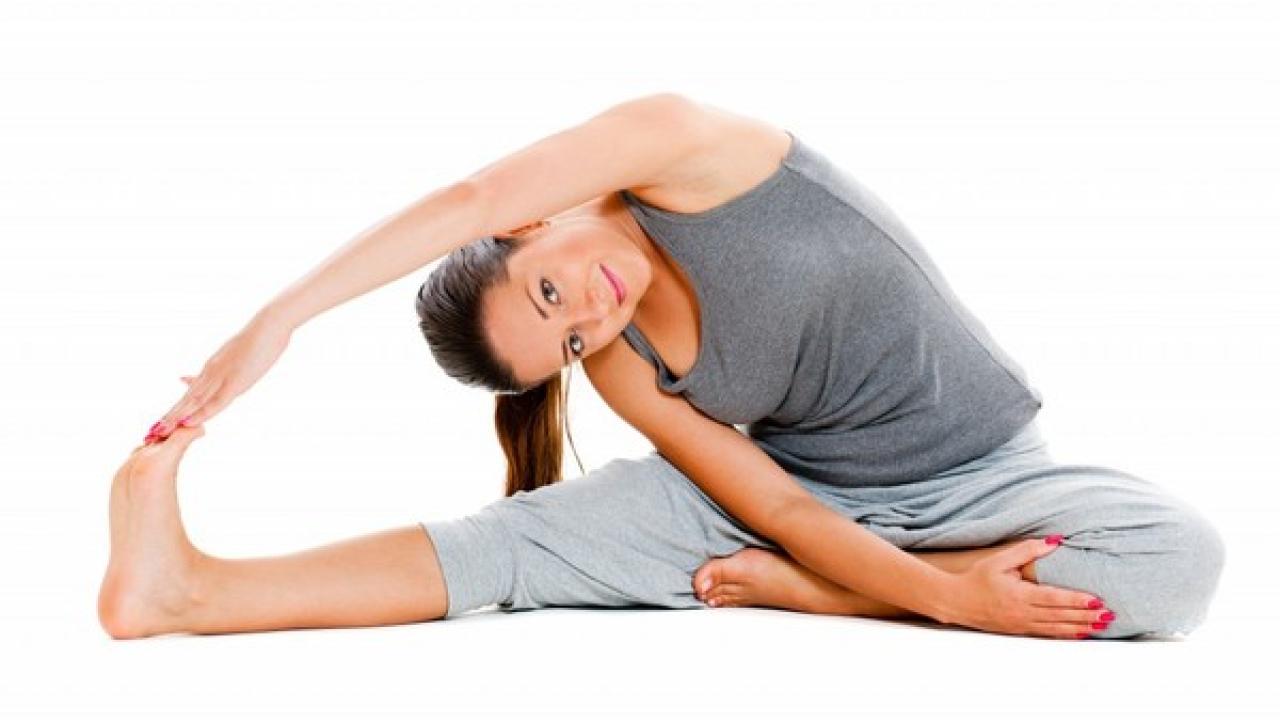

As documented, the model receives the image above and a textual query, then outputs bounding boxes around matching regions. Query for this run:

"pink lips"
[602,263,626,305]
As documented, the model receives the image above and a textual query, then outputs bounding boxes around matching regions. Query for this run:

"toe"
[693,559,723,600]
[705,582,743,608]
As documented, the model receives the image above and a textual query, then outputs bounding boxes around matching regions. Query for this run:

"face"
[484,215,655,387]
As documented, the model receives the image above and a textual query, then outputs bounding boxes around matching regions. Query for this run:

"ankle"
[177,551,220,632]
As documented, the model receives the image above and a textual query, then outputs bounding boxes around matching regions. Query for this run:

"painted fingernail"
[1091,621,1110,630]
[1087,598,1104,609]
[1075,632,1090,639]
[1100,610,1116,622]
[1045,534,1063,545]
[148,421,163,435]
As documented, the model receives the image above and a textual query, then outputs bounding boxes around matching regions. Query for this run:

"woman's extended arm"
[146,181,482,438]
[149,93,711,437]
[255,181,482,332]
[255,92,709,333]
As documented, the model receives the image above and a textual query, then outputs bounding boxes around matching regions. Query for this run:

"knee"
[1093,505,1227,639]
[1160,506,1227,634]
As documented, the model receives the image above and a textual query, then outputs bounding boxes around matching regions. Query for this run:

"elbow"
[623,91,698,115]
[439,179,488,240]
[758,494,817,543]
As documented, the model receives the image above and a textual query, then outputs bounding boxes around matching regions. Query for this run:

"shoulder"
[581,331,644,402]
[621,95,796,215]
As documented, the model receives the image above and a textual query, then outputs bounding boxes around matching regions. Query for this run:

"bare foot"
[692,547,878,615]
[98,426,209,639]
[692,540,1037,617]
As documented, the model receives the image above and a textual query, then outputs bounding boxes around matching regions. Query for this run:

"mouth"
[601,263,626,306]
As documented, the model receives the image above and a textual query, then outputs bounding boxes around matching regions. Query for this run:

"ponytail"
[493,364,585,497]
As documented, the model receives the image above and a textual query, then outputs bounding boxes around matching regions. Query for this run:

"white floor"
[2,552,1272,717]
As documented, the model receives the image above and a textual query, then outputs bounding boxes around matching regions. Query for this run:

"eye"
[542,277,584,358]
[540,277,559,304]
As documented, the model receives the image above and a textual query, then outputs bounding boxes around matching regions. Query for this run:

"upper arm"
[583,339,817,540]
[461,93,711,237]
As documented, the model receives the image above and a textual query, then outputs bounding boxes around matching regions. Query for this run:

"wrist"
[919,568,961,625]
[250,303,300,336]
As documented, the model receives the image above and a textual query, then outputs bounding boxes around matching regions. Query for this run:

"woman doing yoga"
[99,93,1225,640]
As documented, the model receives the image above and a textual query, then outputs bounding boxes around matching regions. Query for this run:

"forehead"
[487,257,560,387]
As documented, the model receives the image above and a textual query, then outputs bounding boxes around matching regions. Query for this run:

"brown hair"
[414,233,584,497]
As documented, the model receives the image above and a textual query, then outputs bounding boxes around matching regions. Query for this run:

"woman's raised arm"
[145,180,482,442]
[146,93,710,442]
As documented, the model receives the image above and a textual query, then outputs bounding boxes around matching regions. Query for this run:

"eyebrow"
[524,284,548,320]
[524,281,569,371]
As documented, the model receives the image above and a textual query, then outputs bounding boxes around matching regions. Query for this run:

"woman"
[98,93,1225,640]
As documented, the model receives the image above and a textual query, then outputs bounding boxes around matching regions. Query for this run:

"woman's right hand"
[145,314,293,443]
[936,537,1113,640]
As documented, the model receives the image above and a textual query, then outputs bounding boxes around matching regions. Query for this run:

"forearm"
[771,499,959,623]
[255,181,484,332]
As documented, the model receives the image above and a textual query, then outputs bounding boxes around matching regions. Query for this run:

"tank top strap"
[620,323,685,392]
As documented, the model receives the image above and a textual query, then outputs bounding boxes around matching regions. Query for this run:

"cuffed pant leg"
[421,451,773,619]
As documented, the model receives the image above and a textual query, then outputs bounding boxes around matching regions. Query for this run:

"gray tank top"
[619,130,1043,487]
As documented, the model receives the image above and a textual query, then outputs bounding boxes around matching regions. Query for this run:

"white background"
[2,0,1277,716]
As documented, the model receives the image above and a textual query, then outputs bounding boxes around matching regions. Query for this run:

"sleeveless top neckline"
[619,130,800,394]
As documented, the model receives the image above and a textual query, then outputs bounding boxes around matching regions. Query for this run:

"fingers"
[177,385,232,428]
[147,376,221,442]
[1034,605,1114,626]
[989,536,1064,571]
[1030,620,1101,640]
[1027,583,1103,610]
[1022,604,1114,639]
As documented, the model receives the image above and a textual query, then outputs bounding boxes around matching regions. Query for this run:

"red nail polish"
[1091,621,1109,630]
[148,422,163,435]
[1045,534,1063,545]
[1087,598,1104,610]
[1075,632,1090,639]
[1100,611,1116,622]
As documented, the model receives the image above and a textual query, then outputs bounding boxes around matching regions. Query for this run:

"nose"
[571,270,613,325]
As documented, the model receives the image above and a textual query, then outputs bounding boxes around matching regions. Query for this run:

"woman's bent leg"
[792,421,1228,639]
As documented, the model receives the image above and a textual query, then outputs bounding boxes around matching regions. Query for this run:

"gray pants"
[421,421,1226,639]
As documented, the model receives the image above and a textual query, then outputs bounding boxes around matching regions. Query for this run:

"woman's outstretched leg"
[98,426,447,639]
